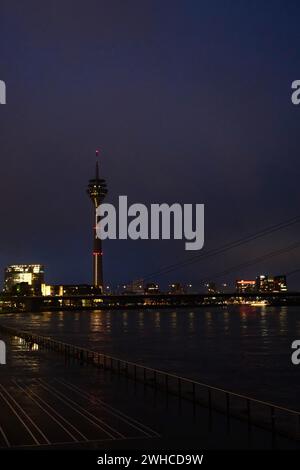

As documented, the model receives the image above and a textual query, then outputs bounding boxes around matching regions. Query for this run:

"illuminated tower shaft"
[87,153,107,290]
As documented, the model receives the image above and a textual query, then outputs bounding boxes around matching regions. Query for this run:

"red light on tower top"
[96,149,100,156]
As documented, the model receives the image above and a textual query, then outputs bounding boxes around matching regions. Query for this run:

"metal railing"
[1,323,300,441]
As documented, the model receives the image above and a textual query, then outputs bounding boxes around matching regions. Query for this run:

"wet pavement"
[0,334,299,450]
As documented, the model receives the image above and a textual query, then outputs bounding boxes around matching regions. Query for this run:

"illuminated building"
[132,280,144,294]
[273,275,287,292]
[236,280,256,293]
[87,150,107,291]
[256,275,272,292]
[185,283,194,293]
[41,284,55,296]
[145,283,159,294]
[41,284,102,296]
[122,280,144,295]
[61,284,101,295]
[205,282,218,293]
[168,283,184,294]
[256,274,287,293]
[4,264,44,294]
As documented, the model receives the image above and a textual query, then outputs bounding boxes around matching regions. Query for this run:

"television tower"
[87,150,107,291]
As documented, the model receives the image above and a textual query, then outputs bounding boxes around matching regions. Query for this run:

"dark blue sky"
[1,0,300,289]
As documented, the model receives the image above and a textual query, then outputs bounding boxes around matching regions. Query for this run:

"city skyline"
[0,148,299,290]
[0,261,290,295]
[0,145,298,290]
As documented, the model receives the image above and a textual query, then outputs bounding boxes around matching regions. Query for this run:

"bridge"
[1,291,300,312]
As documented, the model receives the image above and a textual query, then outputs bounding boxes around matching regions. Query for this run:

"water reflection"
[170,311,177,331]
[223,310,230,334]
[205,310,212,328]
[89,313,103,331]
[154,312,161,330]
[138,311,144,330]
[188,311,195,332]
[260,310,268,338]
[279,306,288,335]
[122,311,128,333]
[239,307,248,334]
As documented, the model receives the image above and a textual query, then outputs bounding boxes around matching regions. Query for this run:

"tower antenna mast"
[86,149,107,291]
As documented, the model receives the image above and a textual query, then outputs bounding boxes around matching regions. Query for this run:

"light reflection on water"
[154,312,161,330]
[188,311,195,332]
[204,311,213,336]
[138,311,144,330]
[223,310,229,335]
[1,305,300,408]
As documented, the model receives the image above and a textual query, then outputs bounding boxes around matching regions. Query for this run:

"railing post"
[271,406,276,435]
[178,378,182,399]
[247,399,251,427]
[226,393,230,415]
[226,392,230,430]
[208,389,212,413]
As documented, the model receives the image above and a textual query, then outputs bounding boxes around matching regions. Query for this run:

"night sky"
[1,1,300,289]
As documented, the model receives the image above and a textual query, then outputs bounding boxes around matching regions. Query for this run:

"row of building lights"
[1,264,288,296]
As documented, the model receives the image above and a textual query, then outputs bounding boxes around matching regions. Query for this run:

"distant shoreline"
[1,300,299,314]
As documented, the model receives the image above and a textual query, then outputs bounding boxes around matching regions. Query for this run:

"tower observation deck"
[87,150,107,290]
